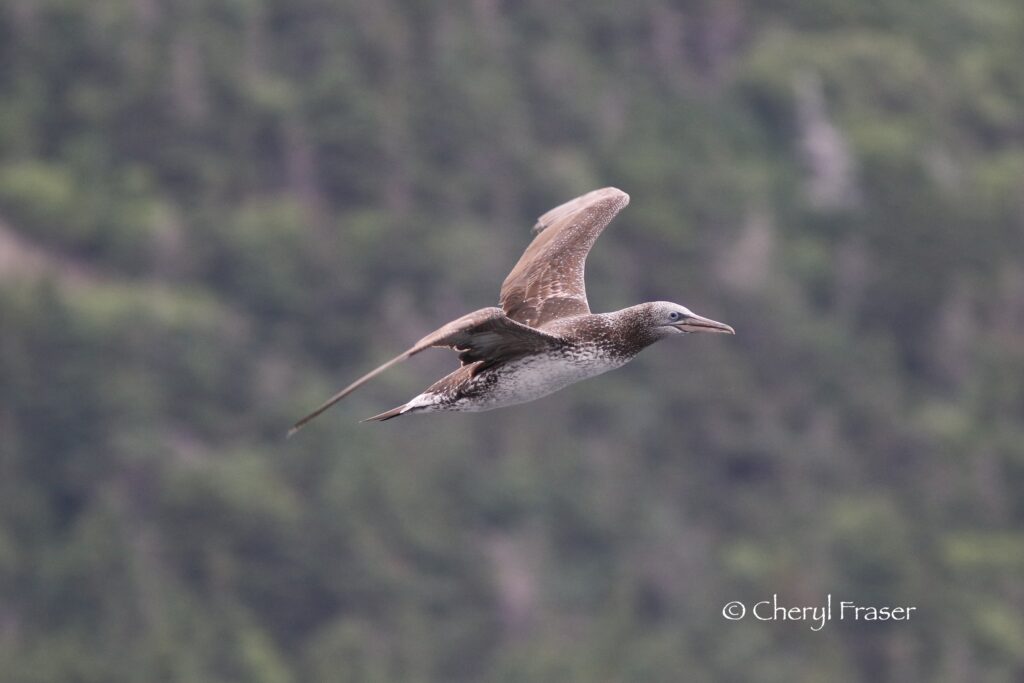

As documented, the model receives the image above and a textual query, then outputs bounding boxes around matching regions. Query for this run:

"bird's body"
[395,347,626,416]
[289,188,734,434]
[381,311,642,419]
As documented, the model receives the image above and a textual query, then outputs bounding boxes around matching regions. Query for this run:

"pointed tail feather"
[360,404,408,422]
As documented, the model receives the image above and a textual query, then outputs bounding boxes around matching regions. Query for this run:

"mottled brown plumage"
[289,187,733,434]
[500,187,629,329]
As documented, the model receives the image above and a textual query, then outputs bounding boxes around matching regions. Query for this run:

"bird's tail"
[361,403,408,422]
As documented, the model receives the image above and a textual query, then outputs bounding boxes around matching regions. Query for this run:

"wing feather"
[288,308,561,435]
[500,187,629,328]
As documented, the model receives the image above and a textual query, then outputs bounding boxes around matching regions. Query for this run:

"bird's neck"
[601,305,663,358]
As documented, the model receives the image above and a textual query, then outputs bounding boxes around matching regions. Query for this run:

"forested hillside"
[1,1,1023,681]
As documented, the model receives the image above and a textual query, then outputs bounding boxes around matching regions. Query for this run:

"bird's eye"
[669,311,680,321]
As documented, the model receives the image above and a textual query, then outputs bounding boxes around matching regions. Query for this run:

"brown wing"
[287,307,561,435]
[499,187,630,329]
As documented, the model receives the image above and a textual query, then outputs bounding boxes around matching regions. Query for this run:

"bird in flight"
[289,187,733,435]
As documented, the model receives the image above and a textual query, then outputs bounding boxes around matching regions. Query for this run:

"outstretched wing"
[499,187,630,329]
[288,307,562,435]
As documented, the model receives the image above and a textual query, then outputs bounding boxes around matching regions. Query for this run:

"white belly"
[483,354,625,408]
[408,349,631,414]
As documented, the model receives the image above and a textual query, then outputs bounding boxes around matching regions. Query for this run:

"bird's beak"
[673,313,735,335]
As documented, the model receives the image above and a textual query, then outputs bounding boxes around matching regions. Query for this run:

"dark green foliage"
[1,0,1023,680]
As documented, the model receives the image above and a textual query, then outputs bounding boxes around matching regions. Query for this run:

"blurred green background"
[2,0,1023,681]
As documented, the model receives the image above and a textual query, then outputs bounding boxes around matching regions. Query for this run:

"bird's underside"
[362,325,635,422]
[288,187,733,435]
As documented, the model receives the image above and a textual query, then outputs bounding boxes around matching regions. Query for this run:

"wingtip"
[532,186,629,234]
[603,186,630,205]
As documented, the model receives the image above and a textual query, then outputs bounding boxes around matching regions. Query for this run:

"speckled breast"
[450,344,630,412]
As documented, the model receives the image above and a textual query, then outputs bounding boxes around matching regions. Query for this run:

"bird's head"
[647,301,735,337]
